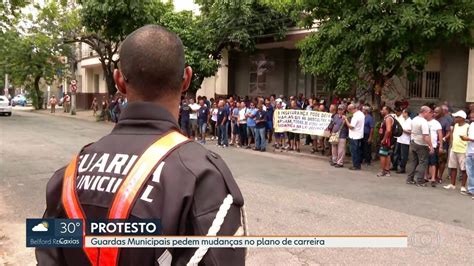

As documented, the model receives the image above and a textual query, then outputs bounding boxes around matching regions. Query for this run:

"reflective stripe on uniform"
[62,131,190,266]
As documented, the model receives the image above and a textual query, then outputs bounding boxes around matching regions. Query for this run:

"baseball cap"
[275,98,283,103]
[452,110,467,119]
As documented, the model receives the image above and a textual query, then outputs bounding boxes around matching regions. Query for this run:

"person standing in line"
[393,109,412,174]
[254,101,267,152]
[217,100,229,147]
[329,104,348,168]
[265,98,274,144]
[49,95,57,114]
[362,106,374,166]
[390,108,405,170]
[197,99,210,144]
[377,106,395,177]
[436,106,452,182]
[189,98,200,140]
[460,111,474,198]
[238,100,248,148]
[273,100,285,151]
[230,101,240,146]
[444,110,469,193]
[406,106,434,186]
[426,109,443,187]
[343,104,365,170]
[287,100,301,152]
[210,102,218,140]
[245,102,257,149]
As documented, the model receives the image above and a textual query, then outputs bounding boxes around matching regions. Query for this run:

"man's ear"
[181,66,193,93]
[114,69,127,95]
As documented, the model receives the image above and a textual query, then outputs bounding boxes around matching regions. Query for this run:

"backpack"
[391,116,403,137]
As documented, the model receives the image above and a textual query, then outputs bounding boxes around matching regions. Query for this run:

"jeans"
[239,123,248,146]
[180,119,190,137]
[218,124,228,146]
[407,141,429,184]
[466,154,474,193]
[247,126,256,144]
[255,127,266,150]
[349,138,363,168]
[198,120,207,135]
[362,134,372,164]
[393,142,410,171]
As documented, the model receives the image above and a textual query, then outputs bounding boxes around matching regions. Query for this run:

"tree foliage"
[0,2,70,109]
[265,0,474,104]
[67,0,173,95]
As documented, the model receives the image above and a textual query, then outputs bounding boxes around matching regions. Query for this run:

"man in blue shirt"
[217,100,229,147]
[362,106,375,165]
[197,99,209,144]
[265,98,274,144]
[245,102,258,149]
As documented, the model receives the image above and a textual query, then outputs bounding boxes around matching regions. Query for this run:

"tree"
[191,0,294,94]
[65,0,173,95]
[265,0,474,107]
[0,2,70,109]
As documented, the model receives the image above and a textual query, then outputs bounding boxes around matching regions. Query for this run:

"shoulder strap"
[62,131,190,266]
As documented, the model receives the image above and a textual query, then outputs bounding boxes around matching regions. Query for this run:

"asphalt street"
[0,110,473,265]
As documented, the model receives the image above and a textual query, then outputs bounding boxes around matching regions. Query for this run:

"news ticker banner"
[26,219,407,248]
[85,236,407,248]
[273,109,332,136]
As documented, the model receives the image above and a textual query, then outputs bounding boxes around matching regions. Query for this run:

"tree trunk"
[33,75,43,110]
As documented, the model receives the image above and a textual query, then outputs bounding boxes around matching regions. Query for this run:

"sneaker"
[396,169,406,174]
[416,182,427,187]
[334,164,343,168]
[460,187,467,193]
[222,145,228,148]
[384,171,391,177]
[260,149,266,152]
[349,167,361,171]
[406,180,416,185]
[376,171,386,177]
[460,190,472,196]
[330,162,336,166]
[443,184,456,190]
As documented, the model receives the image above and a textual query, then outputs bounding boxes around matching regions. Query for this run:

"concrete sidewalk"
[27,106,111,124]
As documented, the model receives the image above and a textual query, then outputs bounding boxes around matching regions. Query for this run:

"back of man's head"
[119,25,185,100]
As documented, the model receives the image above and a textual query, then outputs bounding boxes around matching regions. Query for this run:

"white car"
[0,96,12,116]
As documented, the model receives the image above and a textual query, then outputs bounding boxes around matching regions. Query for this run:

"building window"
[249,54,273,95]
[407,71,440,99]
[94,74,100,93]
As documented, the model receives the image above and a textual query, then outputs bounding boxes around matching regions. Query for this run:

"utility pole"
[4,74,9,96]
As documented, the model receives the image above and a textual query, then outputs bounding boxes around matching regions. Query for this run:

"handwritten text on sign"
[273,110,332,136]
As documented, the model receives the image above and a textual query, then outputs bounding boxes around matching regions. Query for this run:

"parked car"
[11,94,27,106]
[0,96,12,116]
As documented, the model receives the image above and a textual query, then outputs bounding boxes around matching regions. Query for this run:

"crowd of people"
[179,94,474,199]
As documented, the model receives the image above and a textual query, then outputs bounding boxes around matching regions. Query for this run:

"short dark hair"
[119,25,185,100]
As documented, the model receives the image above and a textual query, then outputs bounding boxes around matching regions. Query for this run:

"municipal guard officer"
[36,25,246,266]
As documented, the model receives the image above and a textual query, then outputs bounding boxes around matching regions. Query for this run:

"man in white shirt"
[344,104,365,170]
[426,109,443,186]
[406,106,434,186]
[189,98,200,140]
[460,111,474,198]
[393,109,412,173]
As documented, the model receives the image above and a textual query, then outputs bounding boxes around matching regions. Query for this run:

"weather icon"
[32,221,49,232]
